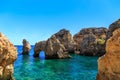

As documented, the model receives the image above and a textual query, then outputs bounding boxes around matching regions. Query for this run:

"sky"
[0,0,120,45]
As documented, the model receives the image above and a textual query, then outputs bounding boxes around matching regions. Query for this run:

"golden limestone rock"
[0,33,17,80]
[96,28,120,80]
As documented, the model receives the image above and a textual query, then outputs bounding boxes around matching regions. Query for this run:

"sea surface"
[14,45,98,80]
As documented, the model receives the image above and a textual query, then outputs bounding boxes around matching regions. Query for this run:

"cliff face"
[0,33,17,80]
[96,28,120,80]
[22,39,31,55]
[34,35,71,59]
[73,28,108,56]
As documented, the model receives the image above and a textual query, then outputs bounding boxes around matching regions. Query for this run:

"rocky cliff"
[73,27,108,56]
[96,28,120,80]
[54,29,75,53]
[0,33,17,80]
[22,39,31,55]
[34,35,71,59]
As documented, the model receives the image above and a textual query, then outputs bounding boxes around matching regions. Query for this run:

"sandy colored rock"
[22,39,31,55]
[0,33,17,80]
[54,29,76,53]
[96,28,120,80]
[34,35,71,59]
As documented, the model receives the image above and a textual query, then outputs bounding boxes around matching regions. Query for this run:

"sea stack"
[22,39,31,55]
[0,33,17,80]
[96,28,120,80]
[73,27,108,56]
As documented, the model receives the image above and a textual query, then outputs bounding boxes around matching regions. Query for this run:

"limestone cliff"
[96,28,120,80]
[0,33,17,80]
[34,35,71,59]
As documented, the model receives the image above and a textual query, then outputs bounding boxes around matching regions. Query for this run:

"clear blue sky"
[0,0,120,45]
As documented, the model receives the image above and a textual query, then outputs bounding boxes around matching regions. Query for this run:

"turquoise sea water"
[14,46,98,80]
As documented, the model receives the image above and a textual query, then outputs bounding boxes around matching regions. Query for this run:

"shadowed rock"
[54,29,76,53]
[73,27,108,56]
[0,33,17,80]
[22,39,31,55]
[107,19,120,39]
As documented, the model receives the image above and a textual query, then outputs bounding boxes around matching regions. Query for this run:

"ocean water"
[14,45,98,80]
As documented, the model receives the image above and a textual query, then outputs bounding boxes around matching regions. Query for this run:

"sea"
[14,45,98,80]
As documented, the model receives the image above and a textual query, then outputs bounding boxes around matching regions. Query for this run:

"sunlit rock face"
[54,29,76,53]
[0,33,17,80]
[34,35,71,59]
[96,28,120,80]
[22,39,31,55]
[73,27,108,56]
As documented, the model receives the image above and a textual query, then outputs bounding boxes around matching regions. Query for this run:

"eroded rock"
[0,33,17,80]
[54,29,75,53]
[96,28,120,80]
[73,27,108,56]
[22,39,31,55]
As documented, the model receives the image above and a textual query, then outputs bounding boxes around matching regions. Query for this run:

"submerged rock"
[96,28,120,80]
[73,27,108,56]
[0,33,17,80]
[34,35,71,59]
[22,39,31,55]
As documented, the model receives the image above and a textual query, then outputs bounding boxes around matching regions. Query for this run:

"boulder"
[73,27,108,56]
[22,39,31,55]
[0,33,17,80]
[96,28,120,80]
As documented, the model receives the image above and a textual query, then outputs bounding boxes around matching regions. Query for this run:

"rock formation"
[0,33,17,80]
[34,35,71,59]
[54,29,75,53]
[73,27,108,56]
[96,28,120,80]
[107,19,120,39]
[22,39,31,55]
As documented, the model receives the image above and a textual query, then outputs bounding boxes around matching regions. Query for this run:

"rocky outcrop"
[34,41,46,57]
[22,39,31,55]
[54,29,75,53]
[34,35,71,59]
[0,33,17,80]
[73,27,108,56]
[107,19,120,39]
[96,28,120,80]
